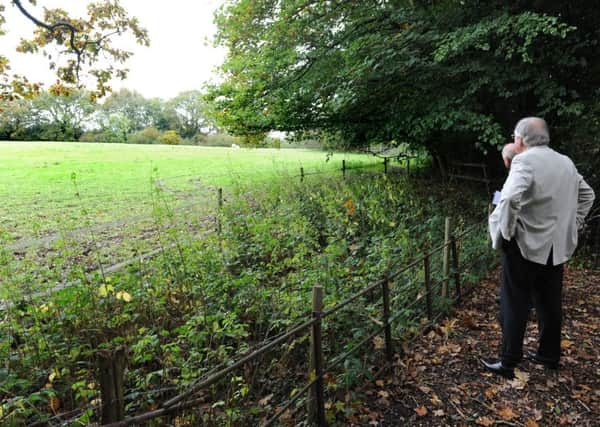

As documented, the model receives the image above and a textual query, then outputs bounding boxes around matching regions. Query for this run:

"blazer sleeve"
[496,156,533,241]
[576,175,595,229]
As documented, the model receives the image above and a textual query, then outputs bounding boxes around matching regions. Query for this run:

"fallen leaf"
[447,343,462,354]
[433,409,445,417]
[476,416,494,426]
[441,318,458,335]
[373,336,385,349]
[484,386,498,398]
[560,339,573,349]
[524,418,540,427]
[415,406,428,416]
[514,370,530,382]
[258,393,273,406]
[375,380,385,387]
[508,370,529,390]
[430,394,442,406]
[497,406,519,420]
[378,390,390,399]
[418,385,432,394]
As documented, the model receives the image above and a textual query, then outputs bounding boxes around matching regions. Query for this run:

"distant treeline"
[0,88,320,149]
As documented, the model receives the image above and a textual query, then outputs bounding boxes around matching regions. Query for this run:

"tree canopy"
[209,0,600,164]
[0,0,149,101]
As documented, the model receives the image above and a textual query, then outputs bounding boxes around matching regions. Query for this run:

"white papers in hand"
[492,191,501,206]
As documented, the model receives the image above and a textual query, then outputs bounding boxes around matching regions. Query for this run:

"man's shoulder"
[521,146,572,163]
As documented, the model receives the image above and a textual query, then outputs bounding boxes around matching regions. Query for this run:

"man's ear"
[515,138,525,152]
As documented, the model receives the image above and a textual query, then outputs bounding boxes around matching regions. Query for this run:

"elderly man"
[484,117,595,378]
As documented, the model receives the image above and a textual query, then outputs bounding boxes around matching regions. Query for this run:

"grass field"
[0,141,381,239]
[0,141,383,285]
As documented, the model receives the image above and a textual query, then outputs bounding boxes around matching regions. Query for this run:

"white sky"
[1,0,228,99]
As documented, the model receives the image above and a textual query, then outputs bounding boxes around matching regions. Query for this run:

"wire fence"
[89,215,495,426]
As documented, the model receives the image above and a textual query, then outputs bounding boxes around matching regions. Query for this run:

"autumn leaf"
[497,406,519,420]
[378,390,390,399]
[476,416,494,426]
[418,385,432,394]
[49,395,60,413]
[484,386,498,398]
[433,409,444,417]
[415,406,428,416]
[508,369,529,389]
[259,393,273,406]
[441,319,458,336]
[524,418,540,427]
[560,339,573,349]
[372,335,385,349]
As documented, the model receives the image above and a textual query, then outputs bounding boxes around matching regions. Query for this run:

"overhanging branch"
[12,0,83,80]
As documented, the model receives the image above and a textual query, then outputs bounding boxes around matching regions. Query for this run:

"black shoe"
[526,351,559,369]
[480,358,515,379]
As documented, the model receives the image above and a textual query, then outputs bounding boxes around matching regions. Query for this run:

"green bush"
[128,126,162,145]
[159,130,182,145]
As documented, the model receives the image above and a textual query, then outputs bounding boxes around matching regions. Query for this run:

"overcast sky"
[1,0,227,99]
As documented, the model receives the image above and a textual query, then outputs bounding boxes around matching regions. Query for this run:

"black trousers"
[500,239,563,367]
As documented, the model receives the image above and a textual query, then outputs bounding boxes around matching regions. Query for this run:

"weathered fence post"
[423,254,433,320]
[442,217,451,298]
[381,277,394,363]
[450,235,461,302]
[300,167,305,182]
[308,286,326,426]
[98,347,125,424]
[384,157,389,174]
[342,160,346,179]
[217,188,223,235]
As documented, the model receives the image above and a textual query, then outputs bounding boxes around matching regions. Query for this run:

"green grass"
[0,141,381,239]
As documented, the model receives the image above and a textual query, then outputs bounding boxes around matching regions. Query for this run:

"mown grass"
[0,141,381,241]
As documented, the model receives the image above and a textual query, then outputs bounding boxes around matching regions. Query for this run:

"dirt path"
[358,266,600,426]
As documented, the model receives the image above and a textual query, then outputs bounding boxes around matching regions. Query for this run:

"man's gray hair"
[514,117,550,146]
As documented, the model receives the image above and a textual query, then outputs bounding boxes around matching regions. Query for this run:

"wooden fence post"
[308,286,326,426]
[442,217,451,298]
[381,277,394,363]
[217,188,223,234]
[342,160,346,179]
[300,167,305,182]
[450,236,461,302]
[98,347,125,424]
[423,255,433,320]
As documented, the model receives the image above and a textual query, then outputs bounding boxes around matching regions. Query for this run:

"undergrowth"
[0,172,495,425]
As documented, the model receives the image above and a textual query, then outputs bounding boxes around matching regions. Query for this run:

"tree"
[100,89,156,132]
[168,90,214,139]
[209,0,600,165]
[0,98,38,139]
[31,89,94,140]
[0,0,149,101]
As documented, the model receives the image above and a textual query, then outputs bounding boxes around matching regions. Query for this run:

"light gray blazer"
[489,145,595,265]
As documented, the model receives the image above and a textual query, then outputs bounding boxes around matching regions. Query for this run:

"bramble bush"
[0,171,495,425]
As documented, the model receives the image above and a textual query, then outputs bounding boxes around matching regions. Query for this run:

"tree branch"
[12,0,83,80]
